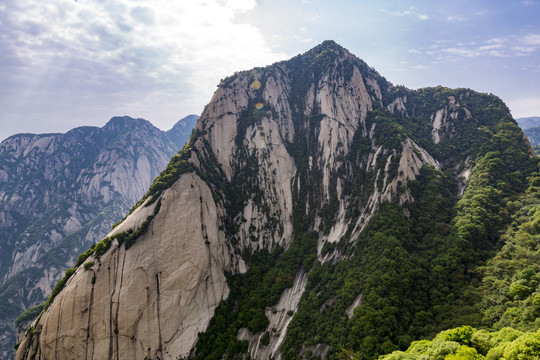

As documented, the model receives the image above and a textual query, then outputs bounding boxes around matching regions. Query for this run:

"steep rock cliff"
[15,41,535,360]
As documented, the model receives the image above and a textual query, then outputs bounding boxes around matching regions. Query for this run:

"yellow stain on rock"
[251,80,262,90]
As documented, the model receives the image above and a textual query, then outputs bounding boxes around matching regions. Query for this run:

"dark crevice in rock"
[85,270,96,360]
[155,273,164,359]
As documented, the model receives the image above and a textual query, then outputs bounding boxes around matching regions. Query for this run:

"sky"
[1,0,539,141]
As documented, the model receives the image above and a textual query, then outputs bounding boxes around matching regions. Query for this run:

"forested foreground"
[376,326,540,360]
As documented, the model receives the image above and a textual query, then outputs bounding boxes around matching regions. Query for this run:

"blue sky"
[1,0,539,141]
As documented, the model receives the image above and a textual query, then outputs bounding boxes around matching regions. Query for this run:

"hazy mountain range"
[516,116,540,130]
[0,115,197,359]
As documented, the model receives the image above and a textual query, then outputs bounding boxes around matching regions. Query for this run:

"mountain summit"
[15,42,538,360]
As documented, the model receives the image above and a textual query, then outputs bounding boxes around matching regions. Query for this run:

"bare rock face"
[430,95,473,144]
[16,174,238,360]
[15,41,532,360]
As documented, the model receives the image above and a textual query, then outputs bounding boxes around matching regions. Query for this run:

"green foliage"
[445,345,484,360]
[478,160,540,331]
[193,231,319,360]
[444,326,476,346]
[502,331,540,360]
[123,214,154,250]
[378,327,540,360]
[46,267,76,307]
[75,247,95,268]
[94,236,114,257]
[261,332,270,346]
[453,149,531,258]
[14,303,45,329]
[371,110,406,152]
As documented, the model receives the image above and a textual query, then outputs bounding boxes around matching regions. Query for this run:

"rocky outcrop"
[1,115,196,360]
[16,174,241,360]
[15,41,532,360]
[430,95,472,144]
[238,270,307,359]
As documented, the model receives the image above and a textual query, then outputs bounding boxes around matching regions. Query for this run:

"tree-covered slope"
[478,164,540,333]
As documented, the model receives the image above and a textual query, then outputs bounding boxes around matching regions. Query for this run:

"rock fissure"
[114,249,127,360]
[155,273,164,359]
[84,270,96,360]
[53,290,65,359]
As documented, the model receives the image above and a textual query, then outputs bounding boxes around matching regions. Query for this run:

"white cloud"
[522,34,540,46]
[486,37,507,44]
[446,15,466,22]
[443,48,478,57]
[513,34,540,55]
[0,0,287,134]
[381,7,430,21]
[478,44,504,51]
[443,45,507,58]
[513,46,537,55]
[427,34,540,60]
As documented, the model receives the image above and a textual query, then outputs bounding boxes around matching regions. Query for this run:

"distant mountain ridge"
[0,114,197,359]
[523,126,540,147]
[166,114,199,148]
[516,116,540,149]
[516,116,540,129]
